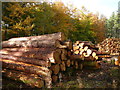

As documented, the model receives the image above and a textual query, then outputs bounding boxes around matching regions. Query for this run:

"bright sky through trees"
[50,0,120,18]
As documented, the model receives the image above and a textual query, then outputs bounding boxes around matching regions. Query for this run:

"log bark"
[70,55,84,60]
[55,40,67,49]
[71,60,74,66]
[52,75,58,83]
[65,59,71,67]
[84,56,96,61]
[82,61,100,68]
[61,40,73,50]
[60,61,66,71]
[9,32,66,41]
[50,64,60,75]
[2,32,66,48]
[1,59,51,77]
[0,48,62,64]
[0,54,51,67]
[2,69,44,88]
[75,61,78,69]
[97,55,112,58]
[61,49,67,60]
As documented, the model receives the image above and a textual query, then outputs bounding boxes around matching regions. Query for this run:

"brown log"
[60,61,66,71]
[74,41,80,45]
[50,64,60,75]
[65,59,71,67]
[2,32,66,48]
[71,60,74,66]
[75,61,78,69]
[2,69,44,88]
[61,49,68,60]
[82,61,100,68]
[0,54,51,67]
[97,38,120,55]
[9,32,66,41]
[0,48,62,64]
[1,59,51,77]
[70,55,84,60]
[95,51,110,55]
[84,56,96,61]
[67,51,72,57]
[115,60,119,65]
[0,47,56,53]
[55,40,68,49]
[60,40,73,50]
[97,55,112,58]
[79,63,83,70]
[52,75,58,83]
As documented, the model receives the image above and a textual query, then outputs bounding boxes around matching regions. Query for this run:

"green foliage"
[2,1,107,43]
[106,12,120,38]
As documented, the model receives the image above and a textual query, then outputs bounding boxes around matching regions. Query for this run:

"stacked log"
[1,32,73,88]
[97,38,120,55]
[71,41,102,69]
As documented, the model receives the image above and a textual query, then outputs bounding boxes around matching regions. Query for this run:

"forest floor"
[2,61,120,89]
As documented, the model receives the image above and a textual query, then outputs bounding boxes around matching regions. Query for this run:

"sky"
[1,0,120,18]
[51,0,120,18]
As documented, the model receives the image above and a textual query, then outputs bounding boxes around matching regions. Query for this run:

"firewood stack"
[97,38,120,55]
[96,38,120,66]
[0,32,73,88]
[71,41,102,69]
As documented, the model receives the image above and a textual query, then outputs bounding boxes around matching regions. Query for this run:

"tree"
[2,2,35,40]
[106,12,119,38]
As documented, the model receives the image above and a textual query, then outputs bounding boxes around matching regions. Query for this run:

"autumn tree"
[2,1,107,43]
[2,2,35,40]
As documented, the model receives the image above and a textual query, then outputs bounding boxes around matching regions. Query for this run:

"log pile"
[2,32,119,88]
[1,32,73,88]
[71,41,102,69]
[97,38,120,55]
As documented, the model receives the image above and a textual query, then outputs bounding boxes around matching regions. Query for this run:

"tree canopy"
[2,1,108,43]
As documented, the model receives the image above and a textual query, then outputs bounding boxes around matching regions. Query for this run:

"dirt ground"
[53,62,120,88]
[2,61,120,89]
